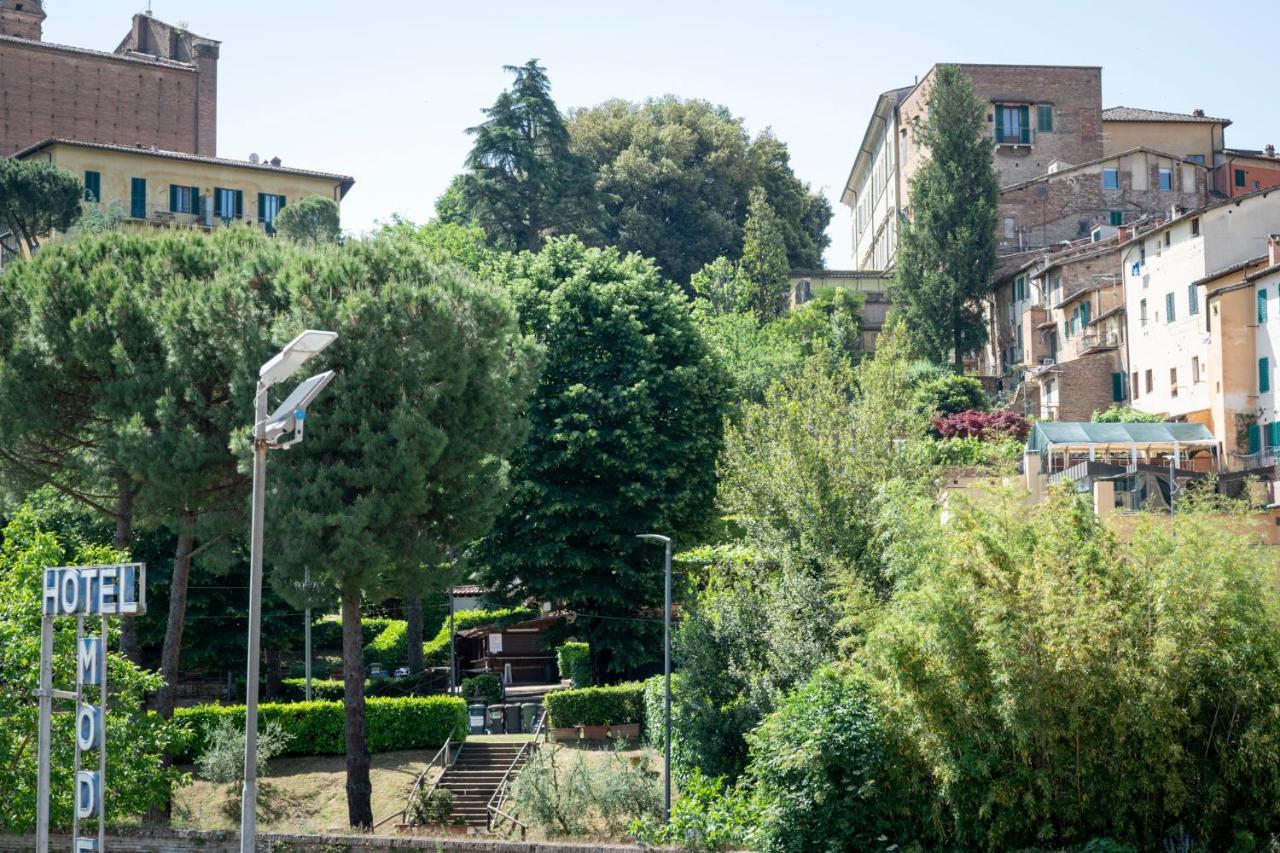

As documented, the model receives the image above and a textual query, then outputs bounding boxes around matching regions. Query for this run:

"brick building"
[0,1,219,157]
[1219,147,1280,198]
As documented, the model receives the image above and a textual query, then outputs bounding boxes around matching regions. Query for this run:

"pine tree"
[740,187,791,322]
[458,60,595,251]
[893,65,999,369]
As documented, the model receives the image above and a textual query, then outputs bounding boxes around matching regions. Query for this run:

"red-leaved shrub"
[933,409,1030,441]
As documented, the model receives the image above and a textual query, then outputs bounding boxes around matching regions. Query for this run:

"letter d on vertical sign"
[75,770,100,819]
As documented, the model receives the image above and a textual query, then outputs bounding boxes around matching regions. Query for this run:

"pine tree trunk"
[342,589,374,828]
[114,480,140,662]
[156,515,196,720]
[405,596,424,673]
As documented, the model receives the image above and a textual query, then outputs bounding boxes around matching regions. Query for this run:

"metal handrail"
[486,707,547,837]
[373,732,456,829]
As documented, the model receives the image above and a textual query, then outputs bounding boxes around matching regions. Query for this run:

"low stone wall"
[0,829,663,853]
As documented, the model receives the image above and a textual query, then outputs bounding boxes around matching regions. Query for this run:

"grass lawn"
[172,749,439,835]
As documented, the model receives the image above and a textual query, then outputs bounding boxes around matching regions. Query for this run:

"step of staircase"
[432,740,533,829]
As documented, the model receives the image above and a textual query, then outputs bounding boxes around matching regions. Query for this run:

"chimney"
[1268,144,1276,159]
[269,156,282,167]
[1270,234,1280,267]
[1193,108,1206,118]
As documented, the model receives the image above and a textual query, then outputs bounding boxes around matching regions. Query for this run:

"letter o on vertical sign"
[76,705,102,751]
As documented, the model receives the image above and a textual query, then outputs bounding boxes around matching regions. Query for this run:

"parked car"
[393,666,410,678]
[369,663,388,680]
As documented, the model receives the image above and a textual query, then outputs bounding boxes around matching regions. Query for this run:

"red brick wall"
[1218,160,1280,197]
[0,18,216,156]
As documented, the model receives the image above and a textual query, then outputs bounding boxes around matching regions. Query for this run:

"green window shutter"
[1081,301,1091,326]
[1111,372,1125,401]
[84,171,100,202]
[1037,104,1053,132]
[191,186,200,214]
[1236,169,1247,187]
[1019,105,1030,144]
[235,190,244,219]
[1270,422,1280,449]
[994,105,1005,142]
[1249,423,1262,454]
[1188,284,1199,315]
[1165,293,1175,323]
[258,193,267,223]
[169,184,178,213]
[130,178,146,218]
[278,195,286,209]
[1259,290,1268,323]
[1261,357,1271,393]
[1109,210,1123,226]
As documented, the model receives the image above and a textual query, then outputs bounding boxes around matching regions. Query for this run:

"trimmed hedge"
[557,641,591,688]
[311,615,397,651]
[280,678,349,702]
[423,608,537,666]
[172,696,467,762]
[544,682,645,727]
[364,620,409,668]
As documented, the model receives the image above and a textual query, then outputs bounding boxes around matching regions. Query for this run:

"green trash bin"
[520,702,540,733]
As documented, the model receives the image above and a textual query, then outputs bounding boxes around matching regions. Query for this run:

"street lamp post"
[240,330,338,853]
[636,533,672,824]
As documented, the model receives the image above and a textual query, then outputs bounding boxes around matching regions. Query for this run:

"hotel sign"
[35,564,146,853]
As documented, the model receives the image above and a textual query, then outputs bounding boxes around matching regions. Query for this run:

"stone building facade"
[997,148,1209,253]
[0,2,219,157]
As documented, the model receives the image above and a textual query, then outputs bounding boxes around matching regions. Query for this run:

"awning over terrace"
[1026,421,1220,475]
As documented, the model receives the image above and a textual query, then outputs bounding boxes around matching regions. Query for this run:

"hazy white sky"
[51,0,1280,270]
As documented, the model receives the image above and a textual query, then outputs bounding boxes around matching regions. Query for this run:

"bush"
[916,373,988,415]
[311,614,396,650]
[544,683,644,728]
[460,673,503,706]
[196,717,293,784]
[745,669,914,852]
[366,670,448,698]
[513,740,661,837]
[933,408,1029,441]
[409,787,454,825]
[556,641,591,688]
[173,696,467,762]
[363,619,409,668]
[279,678,348,702]
[1091,405,1164,423]
[630,770,754,852]
[862,489,1280,850]
[927,436,1023,467]
[423,607,537,666]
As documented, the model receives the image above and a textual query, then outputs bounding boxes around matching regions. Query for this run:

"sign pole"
[72,617,83,847]
[35,616,52,853]
[99,614,108,853]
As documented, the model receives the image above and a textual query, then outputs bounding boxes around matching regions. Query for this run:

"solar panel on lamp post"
[240,330,337,853]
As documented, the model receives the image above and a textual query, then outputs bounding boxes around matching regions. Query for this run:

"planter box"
[553,726,580,742]
[607,723,641,741]
[580,724,609,740]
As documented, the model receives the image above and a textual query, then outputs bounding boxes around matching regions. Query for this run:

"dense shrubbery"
[1091,405,1164,423]
[310,615,396,651]
[915,373,988,415]
[513,740,662,837]
[556,641,591,688]
[933,408,1030,441]
[363,619,409,668]
[280,678,348,702]
[461,673,503,706]
[173,696,467,762]
[544,683,645,727]
[927,435,1023,467]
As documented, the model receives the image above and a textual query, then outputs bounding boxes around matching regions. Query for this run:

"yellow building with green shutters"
[15,138,354,236]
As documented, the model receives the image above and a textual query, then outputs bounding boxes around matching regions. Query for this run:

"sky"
[50,0,1280,269]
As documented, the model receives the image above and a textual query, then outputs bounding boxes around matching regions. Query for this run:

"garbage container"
[486,704,504,735]
[520,702,540,733]
[468,703,487,735]
[502,703,520,734]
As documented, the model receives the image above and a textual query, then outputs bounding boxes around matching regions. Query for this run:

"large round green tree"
[265,235,540,828]
[477,237,728,682]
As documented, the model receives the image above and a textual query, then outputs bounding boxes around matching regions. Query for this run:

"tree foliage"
[739,188,790,321]
[274,194,341,244]
[1091,405,1164,423]
[893,65,998,368]
[862,488,1280,850]
[915,372,989,416]
[266,234,540,826]
[0,158,83,256]
[568,97,830,285]
[455,60,596,251]
[0,505,185,831]
[477,237,728,681]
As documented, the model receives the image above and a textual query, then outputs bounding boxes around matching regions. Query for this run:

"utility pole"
[304,566,312,702]
[637,533,673,824]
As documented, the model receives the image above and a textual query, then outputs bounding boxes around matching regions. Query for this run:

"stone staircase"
[436,740,529,828]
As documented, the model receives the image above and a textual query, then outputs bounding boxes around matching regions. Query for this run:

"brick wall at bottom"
[0,830,669,853]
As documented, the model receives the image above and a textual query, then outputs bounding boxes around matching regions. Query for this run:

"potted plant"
[552,724,580,742]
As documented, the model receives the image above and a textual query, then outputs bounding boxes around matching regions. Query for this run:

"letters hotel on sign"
[35,564,146,853]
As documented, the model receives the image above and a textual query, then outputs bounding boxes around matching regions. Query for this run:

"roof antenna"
[146,1,153,14]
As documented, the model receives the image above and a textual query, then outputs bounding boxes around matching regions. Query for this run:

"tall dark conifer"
[459,60,595,251]
[894,65,999,369]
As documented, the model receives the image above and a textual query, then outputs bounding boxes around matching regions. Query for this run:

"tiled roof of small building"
[1102,106,1230,125]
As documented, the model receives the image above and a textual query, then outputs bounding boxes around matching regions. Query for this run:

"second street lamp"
[636,533,673,824]
[240,330,337,853]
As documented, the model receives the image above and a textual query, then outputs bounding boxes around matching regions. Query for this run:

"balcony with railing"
[1067,328,1122,358]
